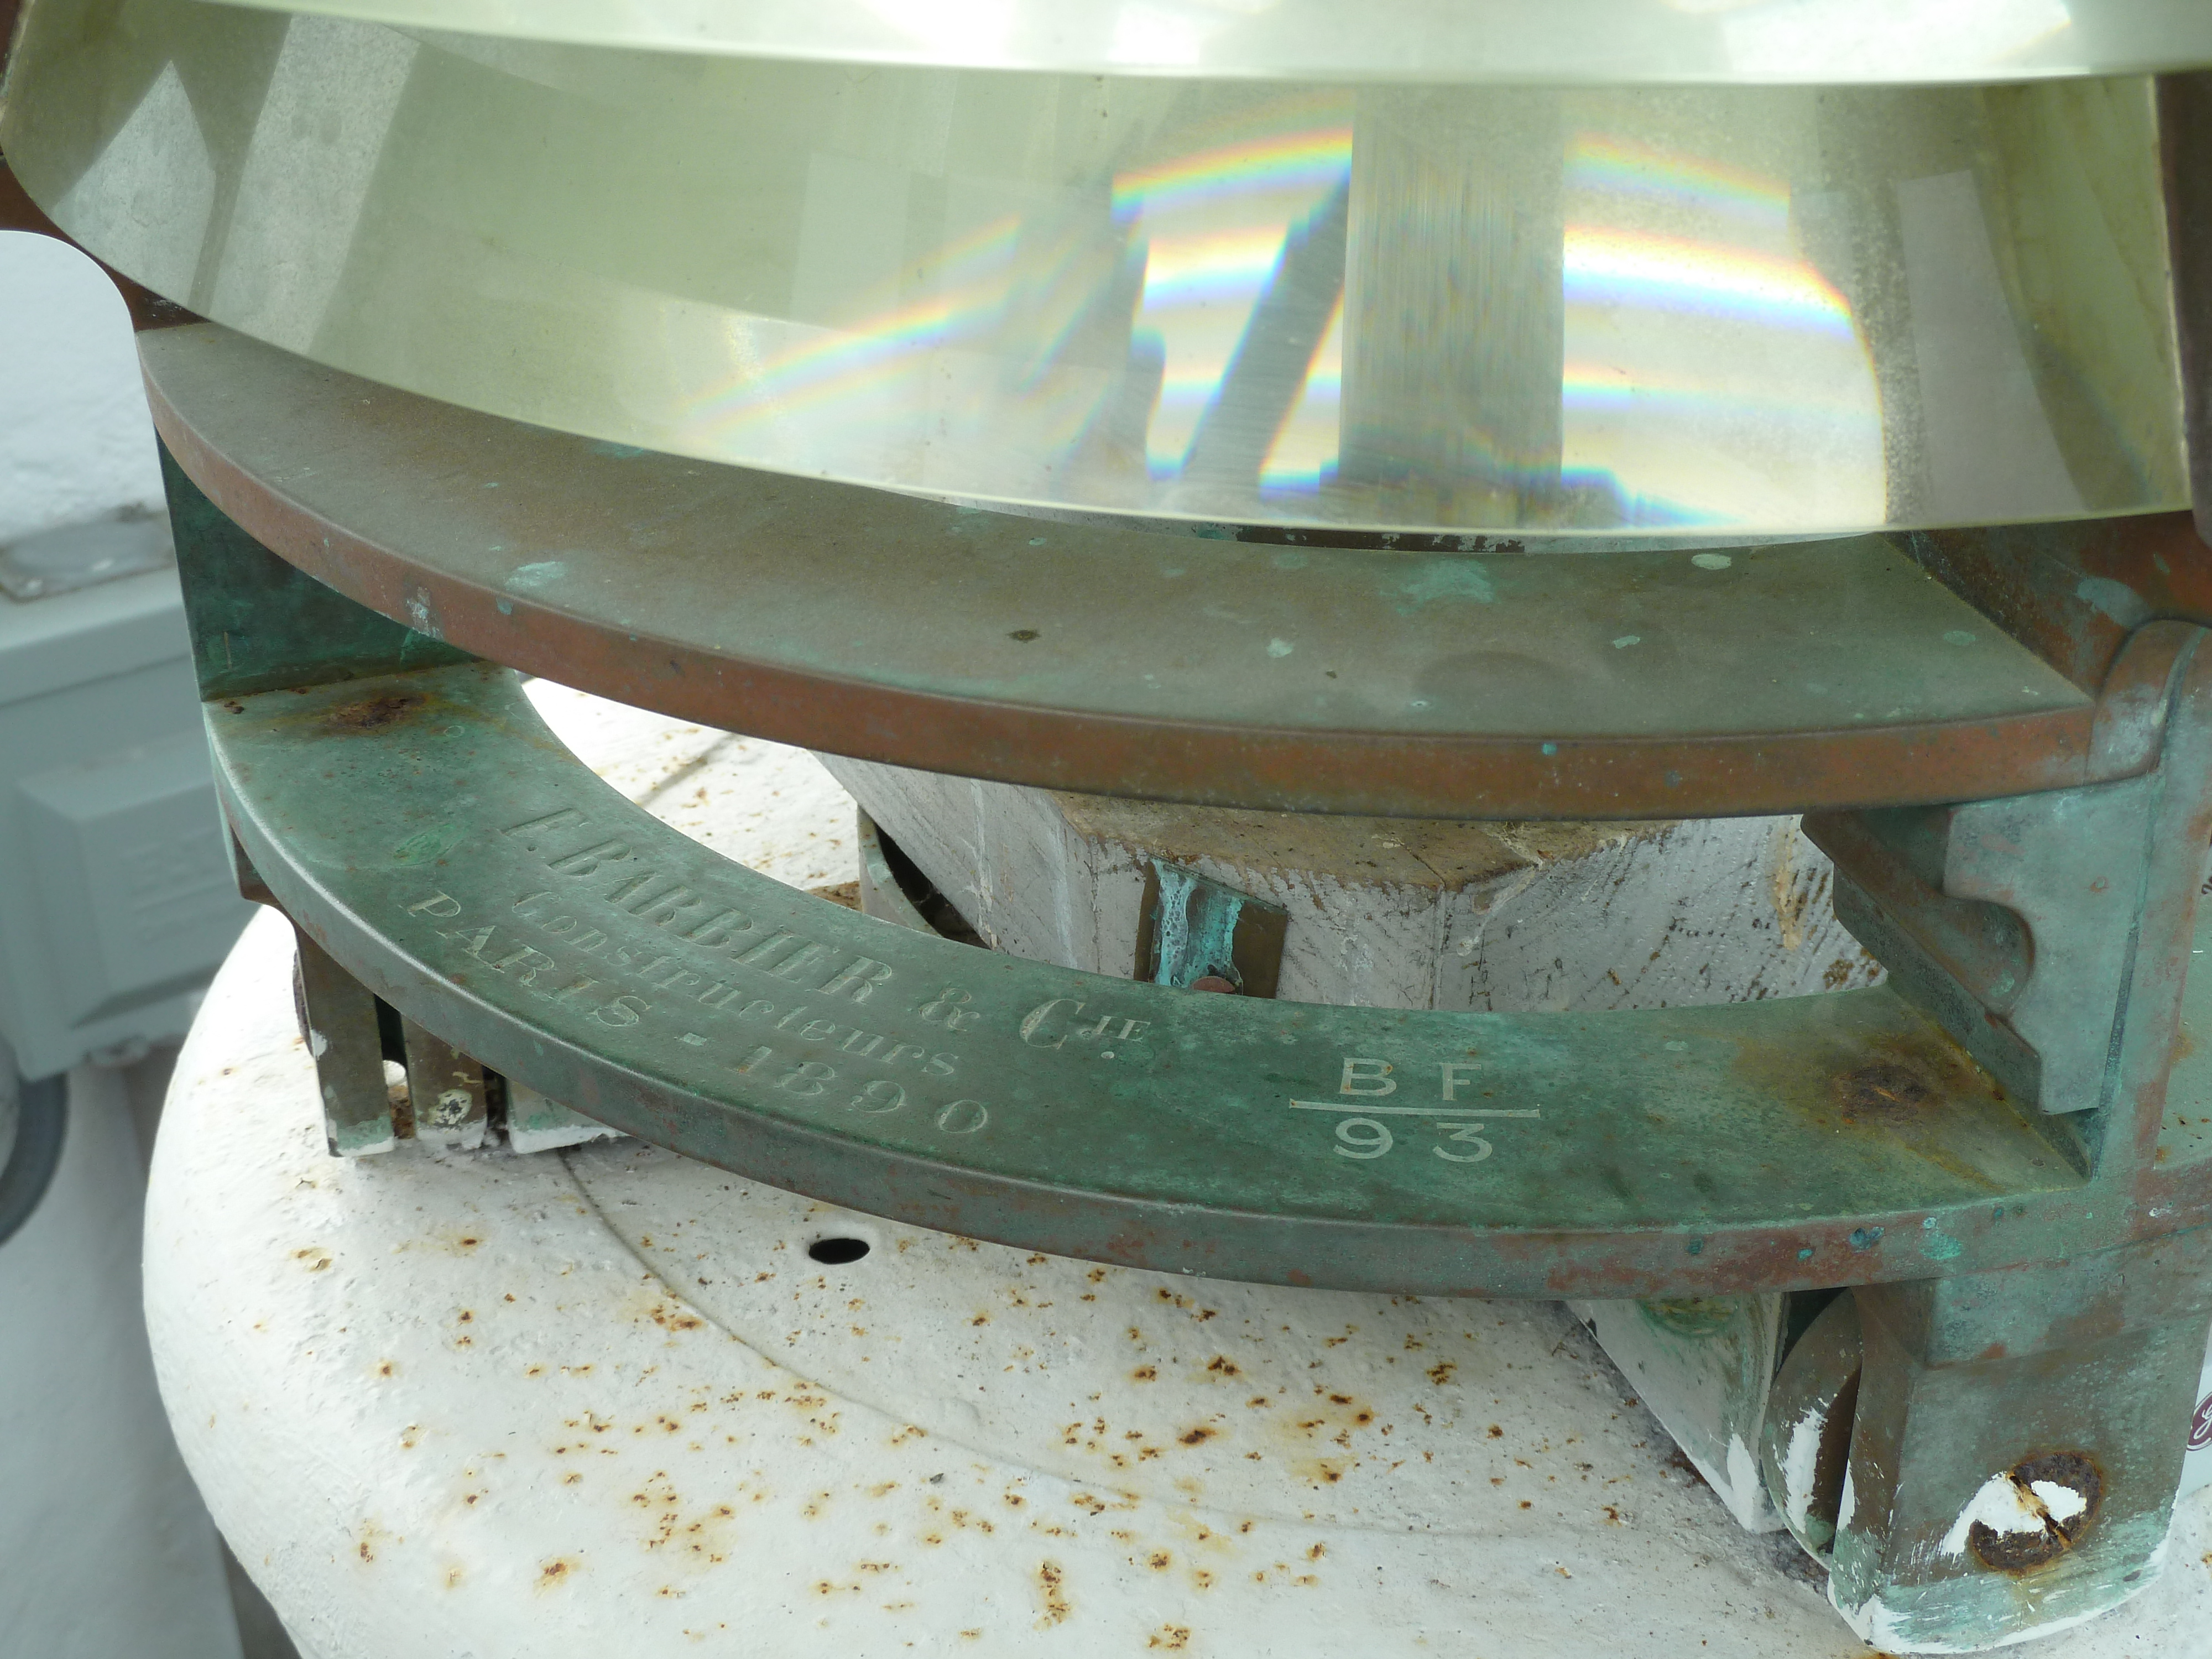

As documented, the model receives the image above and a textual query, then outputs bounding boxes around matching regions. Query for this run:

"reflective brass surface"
[4,0,2193,535]
[186,0,2212,85]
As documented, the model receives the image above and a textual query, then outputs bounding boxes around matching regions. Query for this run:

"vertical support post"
[398,1016,490,1152]
[1806,622,2212,1173]
[290,926,396,1157]
[1825,1234,2212,1649]
[1569,1293,1787,1530]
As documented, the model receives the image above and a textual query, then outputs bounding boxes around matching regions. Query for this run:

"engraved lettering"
[644,961,699,990]
[815,956,894,1004]
[919,987,979,1031]
[489,946,557,983]
[765,943,839,984]
[629,884,703,927]
[447,926,497,958]
[603,873,658,907]
[503,809,586,849]
[1286,1099,1537,1164]
[1115,1019,1151,1042]
[1335,1118,1392,1159]
[935,1099,988,1135]
[775,1006,810,1031]
[851,1079,905,1114]
[549,839,630,876]
[512,891,554,917]
[734,999,775,1020]
[925,1053,957,1078]
[1074,1010,1114,1041]
[884,1043,927,1066]
[799,1020,841,1042]
[540,916,579,936]
[591,995,649,1027]
[738,930,803,966]
[734,1046,774,1074]
[1438,1061,1481,1101]
[569,930,608,953]
[684,908,755,949]
[1339,1058,1396,1097]
[1020,998,1083,1050]
[696,983,744,1008]
[407,891,463,917]
[778,1060,834,1096]
[839,1031,885,1058]
[607,948,676,978]
[544,977,598,1004]
[1433,1123,1493,1163]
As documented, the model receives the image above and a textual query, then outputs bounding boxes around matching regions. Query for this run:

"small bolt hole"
[808,1237,871,1265]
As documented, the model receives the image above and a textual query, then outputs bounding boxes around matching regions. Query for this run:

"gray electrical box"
[0,519,252,1079]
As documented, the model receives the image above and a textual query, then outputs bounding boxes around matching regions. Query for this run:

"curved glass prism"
[173,0,2212,84]
[6,0,2193,536]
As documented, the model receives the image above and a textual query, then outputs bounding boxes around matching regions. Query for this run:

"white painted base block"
[148,911,2212,1659]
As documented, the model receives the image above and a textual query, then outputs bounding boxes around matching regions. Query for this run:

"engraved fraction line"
[1285,1103,1544,1118]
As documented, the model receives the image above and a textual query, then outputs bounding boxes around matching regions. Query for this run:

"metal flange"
[143,324,2166,822]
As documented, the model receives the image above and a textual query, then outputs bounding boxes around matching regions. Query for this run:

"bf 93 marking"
[1293,1056,1542,1164]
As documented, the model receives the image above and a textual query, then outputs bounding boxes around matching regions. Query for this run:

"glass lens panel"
[6,0,2189,536]
[135,0,2212,84]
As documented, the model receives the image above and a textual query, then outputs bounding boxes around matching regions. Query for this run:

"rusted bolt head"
[1969,1452,2101,1572]
[1190,975,1239,994]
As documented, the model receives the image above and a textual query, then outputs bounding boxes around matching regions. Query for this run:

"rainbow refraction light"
[4,0,2197,539]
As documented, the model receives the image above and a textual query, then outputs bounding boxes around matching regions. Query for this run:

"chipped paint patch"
[1779,1405,1825,1533]
[1940,1472,2050,1557]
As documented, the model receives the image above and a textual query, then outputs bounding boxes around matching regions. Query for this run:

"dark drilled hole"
[807,1237,870,1265]
[1969,1451,2101,1573]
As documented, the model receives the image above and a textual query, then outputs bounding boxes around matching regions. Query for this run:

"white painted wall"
[0,229,243,1658]
[0,232,167,544]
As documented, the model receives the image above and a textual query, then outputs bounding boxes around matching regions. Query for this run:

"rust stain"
[326,693,424,731]
[1148,1627,1192,1650]
[536,1557,578,1590]
[1837,1061,1936,1122]
[1035,1560,1071,1626]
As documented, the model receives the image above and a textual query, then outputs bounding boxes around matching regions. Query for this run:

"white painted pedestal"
[149,913,2212,1658]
